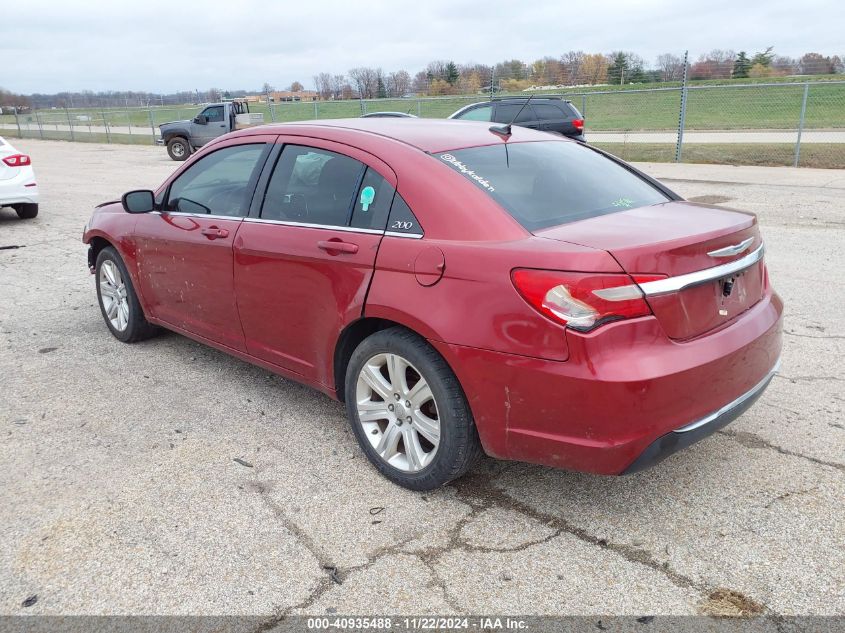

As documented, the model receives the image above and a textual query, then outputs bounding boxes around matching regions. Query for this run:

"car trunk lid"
[535,201,766,340]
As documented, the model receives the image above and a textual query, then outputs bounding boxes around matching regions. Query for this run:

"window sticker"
[439,153,496,192]
[360,185,376,212]
[612,197,635,208]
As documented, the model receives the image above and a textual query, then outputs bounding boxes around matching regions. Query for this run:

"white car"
[0,137,39,219]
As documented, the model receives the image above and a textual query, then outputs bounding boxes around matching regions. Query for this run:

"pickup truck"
[157,101,264,161]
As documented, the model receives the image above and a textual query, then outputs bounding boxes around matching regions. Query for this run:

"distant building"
[246,90,319,103]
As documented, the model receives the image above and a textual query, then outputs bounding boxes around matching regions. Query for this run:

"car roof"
[232,118,560,154]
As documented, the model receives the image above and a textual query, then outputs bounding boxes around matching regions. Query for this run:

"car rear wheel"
[95,246,158,343]
[14,203,38,219]
[345,327,482,490]
[166,137,190,161]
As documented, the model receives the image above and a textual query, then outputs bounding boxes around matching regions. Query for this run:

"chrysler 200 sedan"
[83,118,783,490]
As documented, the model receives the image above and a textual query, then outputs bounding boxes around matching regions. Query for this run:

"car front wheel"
[166,137,190,161]
[95,246,158,343]
[345,327,482,490]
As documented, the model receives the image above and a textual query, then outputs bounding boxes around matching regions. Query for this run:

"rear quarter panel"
[366,235,624,362]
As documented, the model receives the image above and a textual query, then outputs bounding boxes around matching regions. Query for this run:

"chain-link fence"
[1,81,843,168]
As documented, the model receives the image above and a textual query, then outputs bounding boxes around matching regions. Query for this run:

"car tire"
[166,137,190,161]
[345,327,483,490]
[95,246,158,343]
[14,203,38,219]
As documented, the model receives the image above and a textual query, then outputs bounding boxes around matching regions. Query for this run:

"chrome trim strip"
[384,231,423,239]
[707,237,754,258]
[242,217,383,235]
[673,357,781,433]
[151,211,241,221]
[150,212,424,238]
[638,244,765,297]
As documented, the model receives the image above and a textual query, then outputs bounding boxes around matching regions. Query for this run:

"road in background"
[1,141,843,618]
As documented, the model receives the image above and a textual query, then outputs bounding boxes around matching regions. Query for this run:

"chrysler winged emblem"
[707,237,754,258]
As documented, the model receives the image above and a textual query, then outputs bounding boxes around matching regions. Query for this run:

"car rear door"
[233,137,397,387]
[492,103,539,129]
[534,102,581,136]
[133,135,275,350]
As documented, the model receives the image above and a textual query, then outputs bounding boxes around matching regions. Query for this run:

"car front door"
[193,105,227,146]
[233,138,397,387]
[133,136,274,350]
[454,104,492,121]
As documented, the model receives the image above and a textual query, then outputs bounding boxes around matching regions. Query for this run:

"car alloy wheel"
[355,352,441,472]
[98,259,130,332]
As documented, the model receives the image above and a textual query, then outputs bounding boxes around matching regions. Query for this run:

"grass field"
[594,142,845,169]
[2,80,844,133]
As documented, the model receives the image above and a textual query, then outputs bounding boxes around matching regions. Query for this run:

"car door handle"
[201,226,229,240]
[317,239,358,255]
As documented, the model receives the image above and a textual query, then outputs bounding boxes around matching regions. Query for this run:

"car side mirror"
[194,115,207,125]
[122,190,156,214]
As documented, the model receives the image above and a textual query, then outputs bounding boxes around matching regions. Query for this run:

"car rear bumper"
[621,356,780,474]
[0,171,39,206]
[432,288,783,474]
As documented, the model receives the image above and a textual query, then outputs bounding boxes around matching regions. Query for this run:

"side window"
[166,144,265,217]
[494,104,536,123]
[350,168,395,230]
[262,145,364,227]
[202,106,224,122]
[386,194,423,236]
[457,105,492,121]
[533,103,565,120]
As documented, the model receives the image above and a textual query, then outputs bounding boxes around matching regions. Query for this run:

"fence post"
[793,82,809,168]
[101,109,111,143]
[35,111,44,139]
[148,108,157,144]
[13,106,22,138]
[313,100,318,120]
[581,94,586,118]
[65,107,75,141]
[674,50,689,163]
[126,110,132,135]
[266,94,276,122]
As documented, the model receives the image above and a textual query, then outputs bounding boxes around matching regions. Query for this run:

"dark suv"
[448,97,585,141]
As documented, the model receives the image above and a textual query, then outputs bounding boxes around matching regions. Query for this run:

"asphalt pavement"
[0,140,842,619]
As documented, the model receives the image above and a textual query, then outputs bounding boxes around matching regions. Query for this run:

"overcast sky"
[4,0,843,94]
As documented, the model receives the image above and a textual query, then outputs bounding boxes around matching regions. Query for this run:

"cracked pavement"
[1,140,843,617]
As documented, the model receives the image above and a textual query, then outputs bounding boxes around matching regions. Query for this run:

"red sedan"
[83,119,783,490]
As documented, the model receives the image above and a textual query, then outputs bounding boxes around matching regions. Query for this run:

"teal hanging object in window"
[360,185,376,211]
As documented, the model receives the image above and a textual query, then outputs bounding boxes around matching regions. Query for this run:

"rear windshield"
[436,141,668,230]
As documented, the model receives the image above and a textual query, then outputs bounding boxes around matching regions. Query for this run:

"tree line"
[3,48,843,111]
[312,49,843,98]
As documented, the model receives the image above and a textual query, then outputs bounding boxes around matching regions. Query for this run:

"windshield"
[436,141,669,230]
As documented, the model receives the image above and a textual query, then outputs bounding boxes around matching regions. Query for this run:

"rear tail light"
[572,119,584,131]
[2,154,31,167]
[511,269,663,332]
